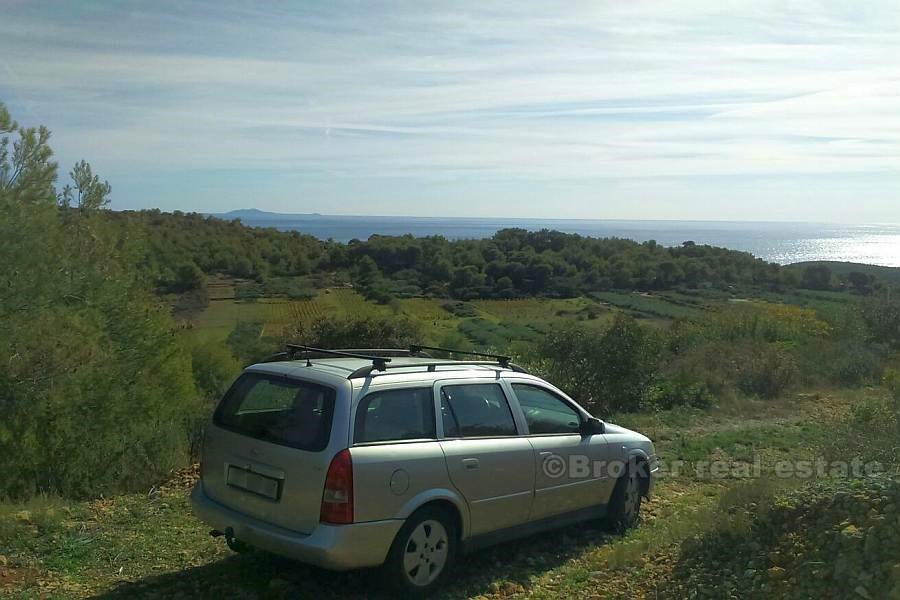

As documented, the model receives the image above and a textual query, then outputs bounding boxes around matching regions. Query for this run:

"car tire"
[381,506,457,596]
[226,537,251,554]
[604,464,643,532]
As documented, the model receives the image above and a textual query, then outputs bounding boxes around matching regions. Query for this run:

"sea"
[218,212,900,267]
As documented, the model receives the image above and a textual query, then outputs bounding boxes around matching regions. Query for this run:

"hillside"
[1,390,878,599]
[788,260,900,285]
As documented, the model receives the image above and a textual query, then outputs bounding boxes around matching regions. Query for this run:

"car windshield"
[213,373,335,451]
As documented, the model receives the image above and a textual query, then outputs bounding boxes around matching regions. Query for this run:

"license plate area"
[226,465,282,501]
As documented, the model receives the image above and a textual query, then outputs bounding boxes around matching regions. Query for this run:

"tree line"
[104,209,881,302]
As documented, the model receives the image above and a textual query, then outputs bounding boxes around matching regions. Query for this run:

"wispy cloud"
[0,1,898,221]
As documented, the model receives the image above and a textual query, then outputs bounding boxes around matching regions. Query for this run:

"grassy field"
[183,287,617,348]
[591,291,704,321]
[181,281,865,359]
[187,288,388,343]
[0,388,859,599]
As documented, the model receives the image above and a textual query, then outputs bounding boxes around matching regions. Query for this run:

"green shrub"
[185,342,241,457]
[800,263,834,290]
[524,314,663,413]
[668,340,798,400]
[171,286,210,321]
[650,377,714,410]
[441,301,478,317]
[359,279,396,304]
[189,341,240,401]
[824,377,899,472]
[665,476,900,599]
[887,368,900,401]
[226,320,275,365]
[160,261,205,293]
[234,281,264,301]
[287,287,317,300]
[435,330,475,352]
[283,314,421,349]
[832,340,884,387]
[860,290,900,348]
[734,342,799,399]
[665,302,839,397]
[0,301,199,499]
[672,302,830,347]
[457,318,540,349]
[262,277,317,300]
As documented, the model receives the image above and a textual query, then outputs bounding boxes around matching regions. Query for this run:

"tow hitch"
[210,527,250,553]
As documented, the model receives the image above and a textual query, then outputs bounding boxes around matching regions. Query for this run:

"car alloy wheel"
[402,519,450,587]
[605,465,644,532]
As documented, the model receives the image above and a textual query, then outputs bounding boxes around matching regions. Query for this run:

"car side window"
[354,387,436,444]
[440,383,518,438]
[512,384,581,435]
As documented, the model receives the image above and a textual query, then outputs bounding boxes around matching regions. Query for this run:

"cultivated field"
[181,283,698,348]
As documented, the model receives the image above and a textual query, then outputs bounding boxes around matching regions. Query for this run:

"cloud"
[0,1,898,219]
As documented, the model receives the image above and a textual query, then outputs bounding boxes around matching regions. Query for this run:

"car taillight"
[320,449,353,524]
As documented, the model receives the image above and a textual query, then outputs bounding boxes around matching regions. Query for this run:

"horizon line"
[130,207,898,228]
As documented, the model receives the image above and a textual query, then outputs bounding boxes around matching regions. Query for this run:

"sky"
[1,1,899,222]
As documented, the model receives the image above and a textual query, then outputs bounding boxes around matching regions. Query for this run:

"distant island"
[213,208,324,219]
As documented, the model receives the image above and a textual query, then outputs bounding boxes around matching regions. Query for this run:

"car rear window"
[214,373,335,451]
[354,387,435,444]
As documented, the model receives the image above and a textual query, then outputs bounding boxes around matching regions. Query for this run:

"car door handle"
[462,458,480,471]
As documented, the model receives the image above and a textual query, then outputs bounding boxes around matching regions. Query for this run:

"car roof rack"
[262,343,526,380]
[409,344,511,367]
[283,344,392,371]
[322,348,429,358]
[347,344,526,379]
[263,347,427,364]
[347,360,528,379]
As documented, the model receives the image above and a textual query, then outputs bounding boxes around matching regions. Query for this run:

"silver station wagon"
[191,345,658,595]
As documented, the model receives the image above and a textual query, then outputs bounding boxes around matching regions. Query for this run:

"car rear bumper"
[190,483,403,570]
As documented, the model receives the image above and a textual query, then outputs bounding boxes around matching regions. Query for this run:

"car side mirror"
[580,417,605,436]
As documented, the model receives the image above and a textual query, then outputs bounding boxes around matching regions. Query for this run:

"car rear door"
[201,371,347,535]
[436,379,535,537]
[347,384,452,524]
[507,381,615,520]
